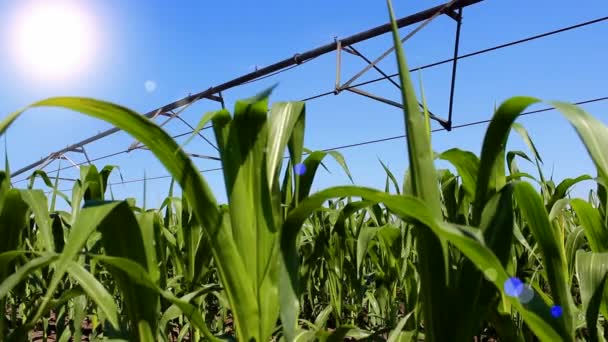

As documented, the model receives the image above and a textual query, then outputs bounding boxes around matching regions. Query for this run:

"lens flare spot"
[504,277,524,297]
[518,284,534,304]
[145,80,157,93]
[551,305,563,318]
[294,163,307,176]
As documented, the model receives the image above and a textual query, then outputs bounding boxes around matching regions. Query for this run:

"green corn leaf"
[0,254,58,300]
[474,97,541,225]
[387,311,415,342]
[267,101,305,188]
[506,150,532,175]
[96,201,160,339]
[66,261,119,330]
[513,181,574,336]
[31,201,122,327]
[159,288,208,332]
[72,295,87,342]
[576,251,608,336]
[565,227,586,286]
[512,122,543,164]
[91,254,223,341]
[586,271,608,342]
[137,211,161,284]
[551,101,608,183]
[0,96,258,340]
[0,190,29,254]
[547,175,592,211]
[20,190,54,252]
[570,198,608,252]
[386,2,447,339]
[212,93,280,341]
[281,185,566,340]
[179,110,225,151]
[453,184,515,340]
[378,159,400,195]
[438,148,480,200]
[296,150,352,203]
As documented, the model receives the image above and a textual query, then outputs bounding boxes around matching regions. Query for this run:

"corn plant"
[1,1,608,340]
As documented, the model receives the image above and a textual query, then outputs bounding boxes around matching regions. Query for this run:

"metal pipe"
[447,8,463,130]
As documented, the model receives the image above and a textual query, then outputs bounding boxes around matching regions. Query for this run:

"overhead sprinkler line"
[10,0,485,179]
[13,6,608,186]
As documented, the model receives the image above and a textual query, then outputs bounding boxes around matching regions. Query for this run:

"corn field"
[1,2,608,341]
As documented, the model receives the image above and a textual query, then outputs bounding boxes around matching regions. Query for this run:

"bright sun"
[8,1,97,82]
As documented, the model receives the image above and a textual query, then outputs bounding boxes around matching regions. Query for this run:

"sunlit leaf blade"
[267,101,305,188]
[31,201,122,326]
[281,185,565,341]
[474,97,541,225]
[547,175,592,211]
[586,271,608,342]
[576,251,608,326]
[213,93,279,341]
[386,1,447,339]
[66,261,120,330]
[551,101,608,182]
[513,181,573,336]
[0,190,30,279]
[0,254,58,300]
[570,199,608,252]
[438,148,480,200]
[378,159,401,195]
[387,311,415,342]
[96,201,160,340]
[565,227,586,285]
[0,96,259,340]
[20,190,54,252]
[91,254,222,341]
[512,122,543,164]
[454,184,515,340]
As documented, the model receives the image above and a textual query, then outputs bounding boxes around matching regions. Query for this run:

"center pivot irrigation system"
[10,0,608,188]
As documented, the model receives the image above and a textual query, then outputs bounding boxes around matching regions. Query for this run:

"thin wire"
[48,95,608,192]
[50,167,225,193]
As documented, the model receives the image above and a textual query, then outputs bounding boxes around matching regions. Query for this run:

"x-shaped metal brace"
[332,3,464,131]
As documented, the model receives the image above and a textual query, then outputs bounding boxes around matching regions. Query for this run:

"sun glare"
[7,1,97,82]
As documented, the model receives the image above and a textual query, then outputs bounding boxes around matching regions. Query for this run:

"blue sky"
[0,0,607,208]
